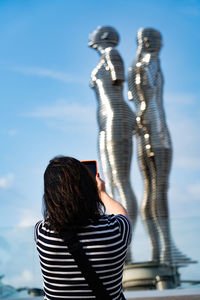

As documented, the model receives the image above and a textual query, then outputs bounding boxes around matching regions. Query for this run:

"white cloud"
[170,118,200,170]
[165,92,197,106]
[11,66,85,84]
[7,129,19,136]
[175,157,200,170]
[18,209,39,227]
[188,183,200,200]
[168,184,200,219]
[24,101,96,124]
[5,269,34,287]
[0,174,14,189]
[164,93,200,171]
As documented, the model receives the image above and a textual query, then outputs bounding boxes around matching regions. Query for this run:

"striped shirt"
[34,214,131,300]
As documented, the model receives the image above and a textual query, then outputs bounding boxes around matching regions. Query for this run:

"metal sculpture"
[128,28,191,265]
[89,27,137,262]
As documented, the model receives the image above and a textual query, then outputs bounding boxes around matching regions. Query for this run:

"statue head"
[88,26,119,50]
[137,28,162,53]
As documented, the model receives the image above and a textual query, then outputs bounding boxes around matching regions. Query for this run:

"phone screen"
[81,160,97,177]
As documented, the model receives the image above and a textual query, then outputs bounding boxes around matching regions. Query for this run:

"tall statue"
[89,26,137,262]
[128,28,191,265]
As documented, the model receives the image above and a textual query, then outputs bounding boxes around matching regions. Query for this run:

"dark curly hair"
[43,156,105,233]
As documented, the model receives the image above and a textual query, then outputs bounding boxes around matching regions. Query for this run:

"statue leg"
[150,147,171,264]
[98,130,114,198]
[106,138,137,223]
[153,148,192,265]
[139,138,160,261]
[105,133,137,263]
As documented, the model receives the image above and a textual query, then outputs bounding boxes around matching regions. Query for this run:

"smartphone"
[81,160,97,177]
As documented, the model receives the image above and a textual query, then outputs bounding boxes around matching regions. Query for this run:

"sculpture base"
[123,262,180,291]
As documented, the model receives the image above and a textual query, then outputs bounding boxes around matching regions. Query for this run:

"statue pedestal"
[123,262,180,291]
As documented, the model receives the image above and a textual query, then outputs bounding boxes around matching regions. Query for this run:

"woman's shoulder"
[34,220,44,232]
[90,214,130,228]
[34,220,43,241]
[34,219,49,231]
[90,214,132,244]
[101,213,130,222]
[108,214,131,230]
[34,219,58,241]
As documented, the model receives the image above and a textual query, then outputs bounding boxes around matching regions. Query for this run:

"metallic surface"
[122,262,180,290]
[89,27,137,262]
[128,28,191,265]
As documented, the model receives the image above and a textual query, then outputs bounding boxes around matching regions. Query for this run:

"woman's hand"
[96,174,130,220]
[96,174,106,194]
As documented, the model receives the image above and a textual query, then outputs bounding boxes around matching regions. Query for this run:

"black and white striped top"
[34,214,131,300]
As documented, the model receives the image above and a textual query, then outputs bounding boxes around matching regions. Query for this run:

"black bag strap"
[61,230,112,300]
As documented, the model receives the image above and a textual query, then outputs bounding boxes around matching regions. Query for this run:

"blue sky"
[0,0,200,228]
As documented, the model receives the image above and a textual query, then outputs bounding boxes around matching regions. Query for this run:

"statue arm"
[105,48,125,84]
[132,110,140,135]
[89,80,95,88]
[141,56,158,88]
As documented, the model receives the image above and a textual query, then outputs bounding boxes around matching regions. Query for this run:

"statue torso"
[128,53,171,149]
[91,50,134,133]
